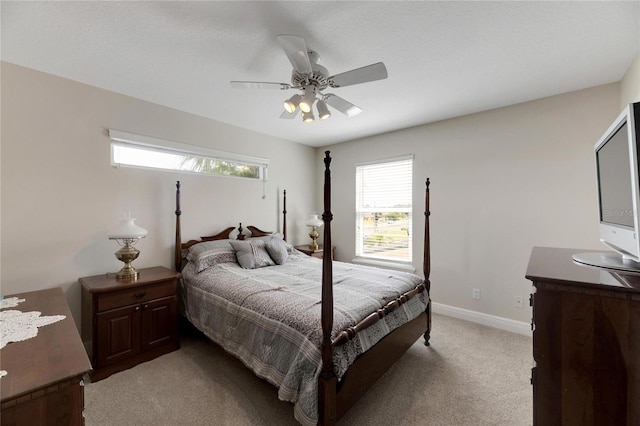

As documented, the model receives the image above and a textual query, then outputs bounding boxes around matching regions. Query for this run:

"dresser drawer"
[97,280,176,312]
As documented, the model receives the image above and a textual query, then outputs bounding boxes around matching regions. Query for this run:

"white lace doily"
[0,310,66,349]
[0,297,25,309]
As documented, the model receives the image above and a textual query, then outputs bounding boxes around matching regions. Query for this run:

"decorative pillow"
[187,240,236,272]
[265,236,289,265]
[229,239,275,269]
[252,233,295,254]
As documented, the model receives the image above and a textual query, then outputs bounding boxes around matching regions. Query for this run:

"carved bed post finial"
[283,189,287,242]
[175,181,182,272]
[238,223,245,240]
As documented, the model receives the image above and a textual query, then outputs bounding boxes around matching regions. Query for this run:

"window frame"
[354,155,414,268]
[109,130,269,181]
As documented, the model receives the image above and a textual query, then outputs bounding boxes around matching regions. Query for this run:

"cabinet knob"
[143,304,148,309]
[134,292,146,299]
[135,306,140,311]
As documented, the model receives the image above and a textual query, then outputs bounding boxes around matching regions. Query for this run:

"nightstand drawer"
[97,281,176,312]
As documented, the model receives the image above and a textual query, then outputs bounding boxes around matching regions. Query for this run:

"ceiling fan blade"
[230,81,291,90]
[280,108,299,119]
[328,62,388,88]
[276,35,313,75]
[324,94,363,117]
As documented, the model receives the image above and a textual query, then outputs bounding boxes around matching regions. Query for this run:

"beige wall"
[1,62,316,326]
[621,52,640,107]
[319,83,620,323]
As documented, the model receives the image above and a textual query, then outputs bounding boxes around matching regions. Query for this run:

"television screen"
[597,121,633,228]
[574,102,640,272]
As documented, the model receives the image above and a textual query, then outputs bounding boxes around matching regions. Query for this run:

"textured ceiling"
[2,1,639,147]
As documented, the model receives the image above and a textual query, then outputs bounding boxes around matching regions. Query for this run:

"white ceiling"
[2,1,639,147]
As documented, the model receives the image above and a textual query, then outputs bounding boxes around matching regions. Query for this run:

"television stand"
[526,247,640,425]
[572,251,640,273]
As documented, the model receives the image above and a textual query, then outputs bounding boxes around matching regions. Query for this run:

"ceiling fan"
[230,35,388,123]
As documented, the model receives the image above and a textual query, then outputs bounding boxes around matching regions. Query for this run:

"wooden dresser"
[0,287,92,426]
[80,266,180,381]
[526,247,640,426]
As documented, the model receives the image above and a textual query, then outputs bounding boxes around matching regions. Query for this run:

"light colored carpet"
[84,313,532,425]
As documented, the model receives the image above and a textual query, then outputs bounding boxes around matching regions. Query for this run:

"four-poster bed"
[174,151,431,425]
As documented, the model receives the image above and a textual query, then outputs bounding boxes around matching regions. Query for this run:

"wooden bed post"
[318,151,337,425]
[175,181,182,272]
[283,189,287,241]
[423,178,431,345]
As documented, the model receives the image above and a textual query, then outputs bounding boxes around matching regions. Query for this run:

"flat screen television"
[574,102,640,272]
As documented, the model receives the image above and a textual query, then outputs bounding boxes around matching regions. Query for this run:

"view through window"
[355,156,413,263]
[109,130,268,180]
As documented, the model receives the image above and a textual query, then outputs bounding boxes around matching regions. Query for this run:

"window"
[109,130,269,180]
[356,156,413,264]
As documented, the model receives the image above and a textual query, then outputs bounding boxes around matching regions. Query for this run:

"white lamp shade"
[299,86,316,113]
[302,111,315,122]
[305,214,324,228]
[283,94,301,114]
[316,99,331,120]
[108,216,148,239]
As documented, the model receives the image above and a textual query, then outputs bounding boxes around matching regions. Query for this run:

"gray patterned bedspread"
[180,251,428,425]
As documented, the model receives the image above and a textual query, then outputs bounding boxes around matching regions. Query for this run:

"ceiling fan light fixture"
[316,99,331,120]
[302,111,315,123]
[283,94,301,114]
[299,96,314,113]
[299,86,317,113]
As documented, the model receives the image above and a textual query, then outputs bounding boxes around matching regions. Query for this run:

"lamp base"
[308,227,319,251]
[116,266,139,281]
[114,245,140,281]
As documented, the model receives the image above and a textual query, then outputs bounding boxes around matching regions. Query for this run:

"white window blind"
[355,156,413,263]
[109,130,269,181]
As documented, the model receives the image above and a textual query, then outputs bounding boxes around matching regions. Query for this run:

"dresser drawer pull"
[133,292,146,299]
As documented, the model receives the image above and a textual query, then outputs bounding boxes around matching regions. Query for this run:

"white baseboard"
[431,302,532,337]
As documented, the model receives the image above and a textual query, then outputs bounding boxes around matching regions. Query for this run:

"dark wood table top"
[79,265,180,293]
[526,246,640,293]
[0,287,92,401]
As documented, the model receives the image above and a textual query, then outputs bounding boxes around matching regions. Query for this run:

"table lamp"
[305,213,324,250]
[108,213,148,280]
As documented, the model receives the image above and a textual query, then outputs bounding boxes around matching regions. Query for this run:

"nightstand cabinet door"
[96,304,142,367]
[141,295,177,352]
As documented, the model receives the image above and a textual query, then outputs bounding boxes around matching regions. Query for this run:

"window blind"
[355,156,413,263]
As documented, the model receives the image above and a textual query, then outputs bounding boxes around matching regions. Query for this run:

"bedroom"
[1,1,640,425]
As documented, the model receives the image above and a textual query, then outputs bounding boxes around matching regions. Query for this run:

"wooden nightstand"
[294,244,335,259]
[80,266,180,381]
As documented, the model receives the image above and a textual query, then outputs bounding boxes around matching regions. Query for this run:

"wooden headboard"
[174,181,287,271]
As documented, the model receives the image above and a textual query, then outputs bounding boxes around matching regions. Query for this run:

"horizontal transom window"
[109,130,269,181]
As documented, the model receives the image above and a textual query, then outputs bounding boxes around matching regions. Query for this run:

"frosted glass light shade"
[305,214,323,228]
[108,215,148,239]
[283,94,301,114]
[316,99,331,120]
